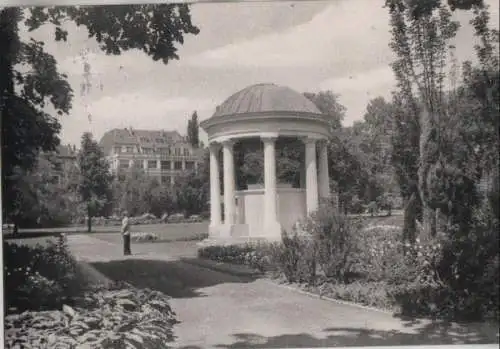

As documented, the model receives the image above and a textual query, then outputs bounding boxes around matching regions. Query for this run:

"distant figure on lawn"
[122,211,132,256]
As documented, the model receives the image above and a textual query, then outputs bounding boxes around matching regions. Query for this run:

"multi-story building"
[38,144,78,186]
[99,128,203,186]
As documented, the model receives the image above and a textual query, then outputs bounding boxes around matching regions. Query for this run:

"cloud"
[319,66,396,93]
[315,66,396,126]
[59,92,217,145]
[186,0,392,73]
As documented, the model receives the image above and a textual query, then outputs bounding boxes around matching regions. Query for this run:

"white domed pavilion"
[200,83,333,242]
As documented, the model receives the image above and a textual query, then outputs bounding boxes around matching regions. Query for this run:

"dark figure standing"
[121,211,131,255]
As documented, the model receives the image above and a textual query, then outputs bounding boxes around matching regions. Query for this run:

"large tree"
[386,0,464,238]
[77,132,113,232]
[386,0,496,240]
[187,111,200,148]
[303,91,346,131]
[1,4,199,226]
[174,169,209,217]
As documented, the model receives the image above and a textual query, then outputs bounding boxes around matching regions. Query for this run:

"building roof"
[212,83,321,118]
[98,128,189,155]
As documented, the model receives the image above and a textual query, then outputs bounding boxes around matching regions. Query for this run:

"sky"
[19,0,499,146]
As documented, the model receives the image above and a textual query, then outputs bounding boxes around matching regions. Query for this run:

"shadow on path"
[90,258,257,299]
[174,323,498,348]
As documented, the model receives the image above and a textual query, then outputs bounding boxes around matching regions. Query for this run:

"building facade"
[99,128,203,186]
[38,144,78,186]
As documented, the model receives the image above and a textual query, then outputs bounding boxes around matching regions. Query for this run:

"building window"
[148,160,157,169]
[174,161,183,170]
[119,160,129,169]
[137,161,144,169]
[183,148,190,156]
[185,161,195,170]
[161,161,170,170]
[174,148,181,156]
[143,148,153,154]
[126,146,133,153]
[114,146,121,154]
[161,176,171,185]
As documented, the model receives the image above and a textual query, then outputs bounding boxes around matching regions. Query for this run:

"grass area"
[17,221,208,233]
[8,222,209,240]
[92,222,209,244]
[5,237,57,248]
[359,214,404,229]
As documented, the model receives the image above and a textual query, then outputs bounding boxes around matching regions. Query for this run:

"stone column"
[262,136,279,234]
[318,140,330,199]
[304,138,319,214]
[222,140,236,225]
[209,143,221,228]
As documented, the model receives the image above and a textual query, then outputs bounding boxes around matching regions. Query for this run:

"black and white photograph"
[1,0,499,347]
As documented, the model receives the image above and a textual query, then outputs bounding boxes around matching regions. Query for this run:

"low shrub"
[197,241,279,273]
[315,281,395,311]
[277,229,317,283]
[4,234,85,313]
[307,205,362,283]
[355,226,406,282]
[197,244,256,265]
[4,282,178,349]
[131,232,159,242]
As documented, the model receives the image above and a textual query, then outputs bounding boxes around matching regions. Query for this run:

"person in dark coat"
[121,211,132,255]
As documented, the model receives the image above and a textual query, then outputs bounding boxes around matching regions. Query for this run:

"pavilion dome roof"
[212,83,321,118]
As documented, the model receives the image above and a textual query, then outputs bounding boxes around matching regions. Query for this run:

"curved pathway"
[67,235,499,348]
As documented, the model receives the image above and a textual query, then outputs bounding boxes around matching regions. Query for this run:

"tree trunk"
[87,205,92,233]
[403,193,417,245]
[435,207,441,234]
[418,107,437,238]
[421,204,436,238]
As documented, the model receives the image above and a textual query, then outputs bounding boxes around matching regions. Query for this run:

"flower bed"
[131,232,159,242]
[130,231,208,243]
[4,283,177,348]
[4,235,82,313]
[197,202,499,322]
[4,236,179,348]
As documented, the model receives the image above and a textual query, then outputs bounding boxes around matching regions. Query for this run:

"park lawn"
[92,222,209,244]
[360,213,404,229]
[5,236,57,248]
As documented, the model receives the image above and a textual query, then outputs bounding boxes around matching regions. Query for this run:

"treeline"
[6,132,211,230]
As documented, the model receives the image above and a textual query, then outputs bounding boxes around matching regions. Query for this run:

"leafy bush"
[4,234,85,313]
[198,244,256,265]
[4,283,178,349]
[315,281,395,311]
[278,229,317,283]
[307,204,362,283]
[197,241,278,273]
[355,226,406,282]
[388,207,499,321]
